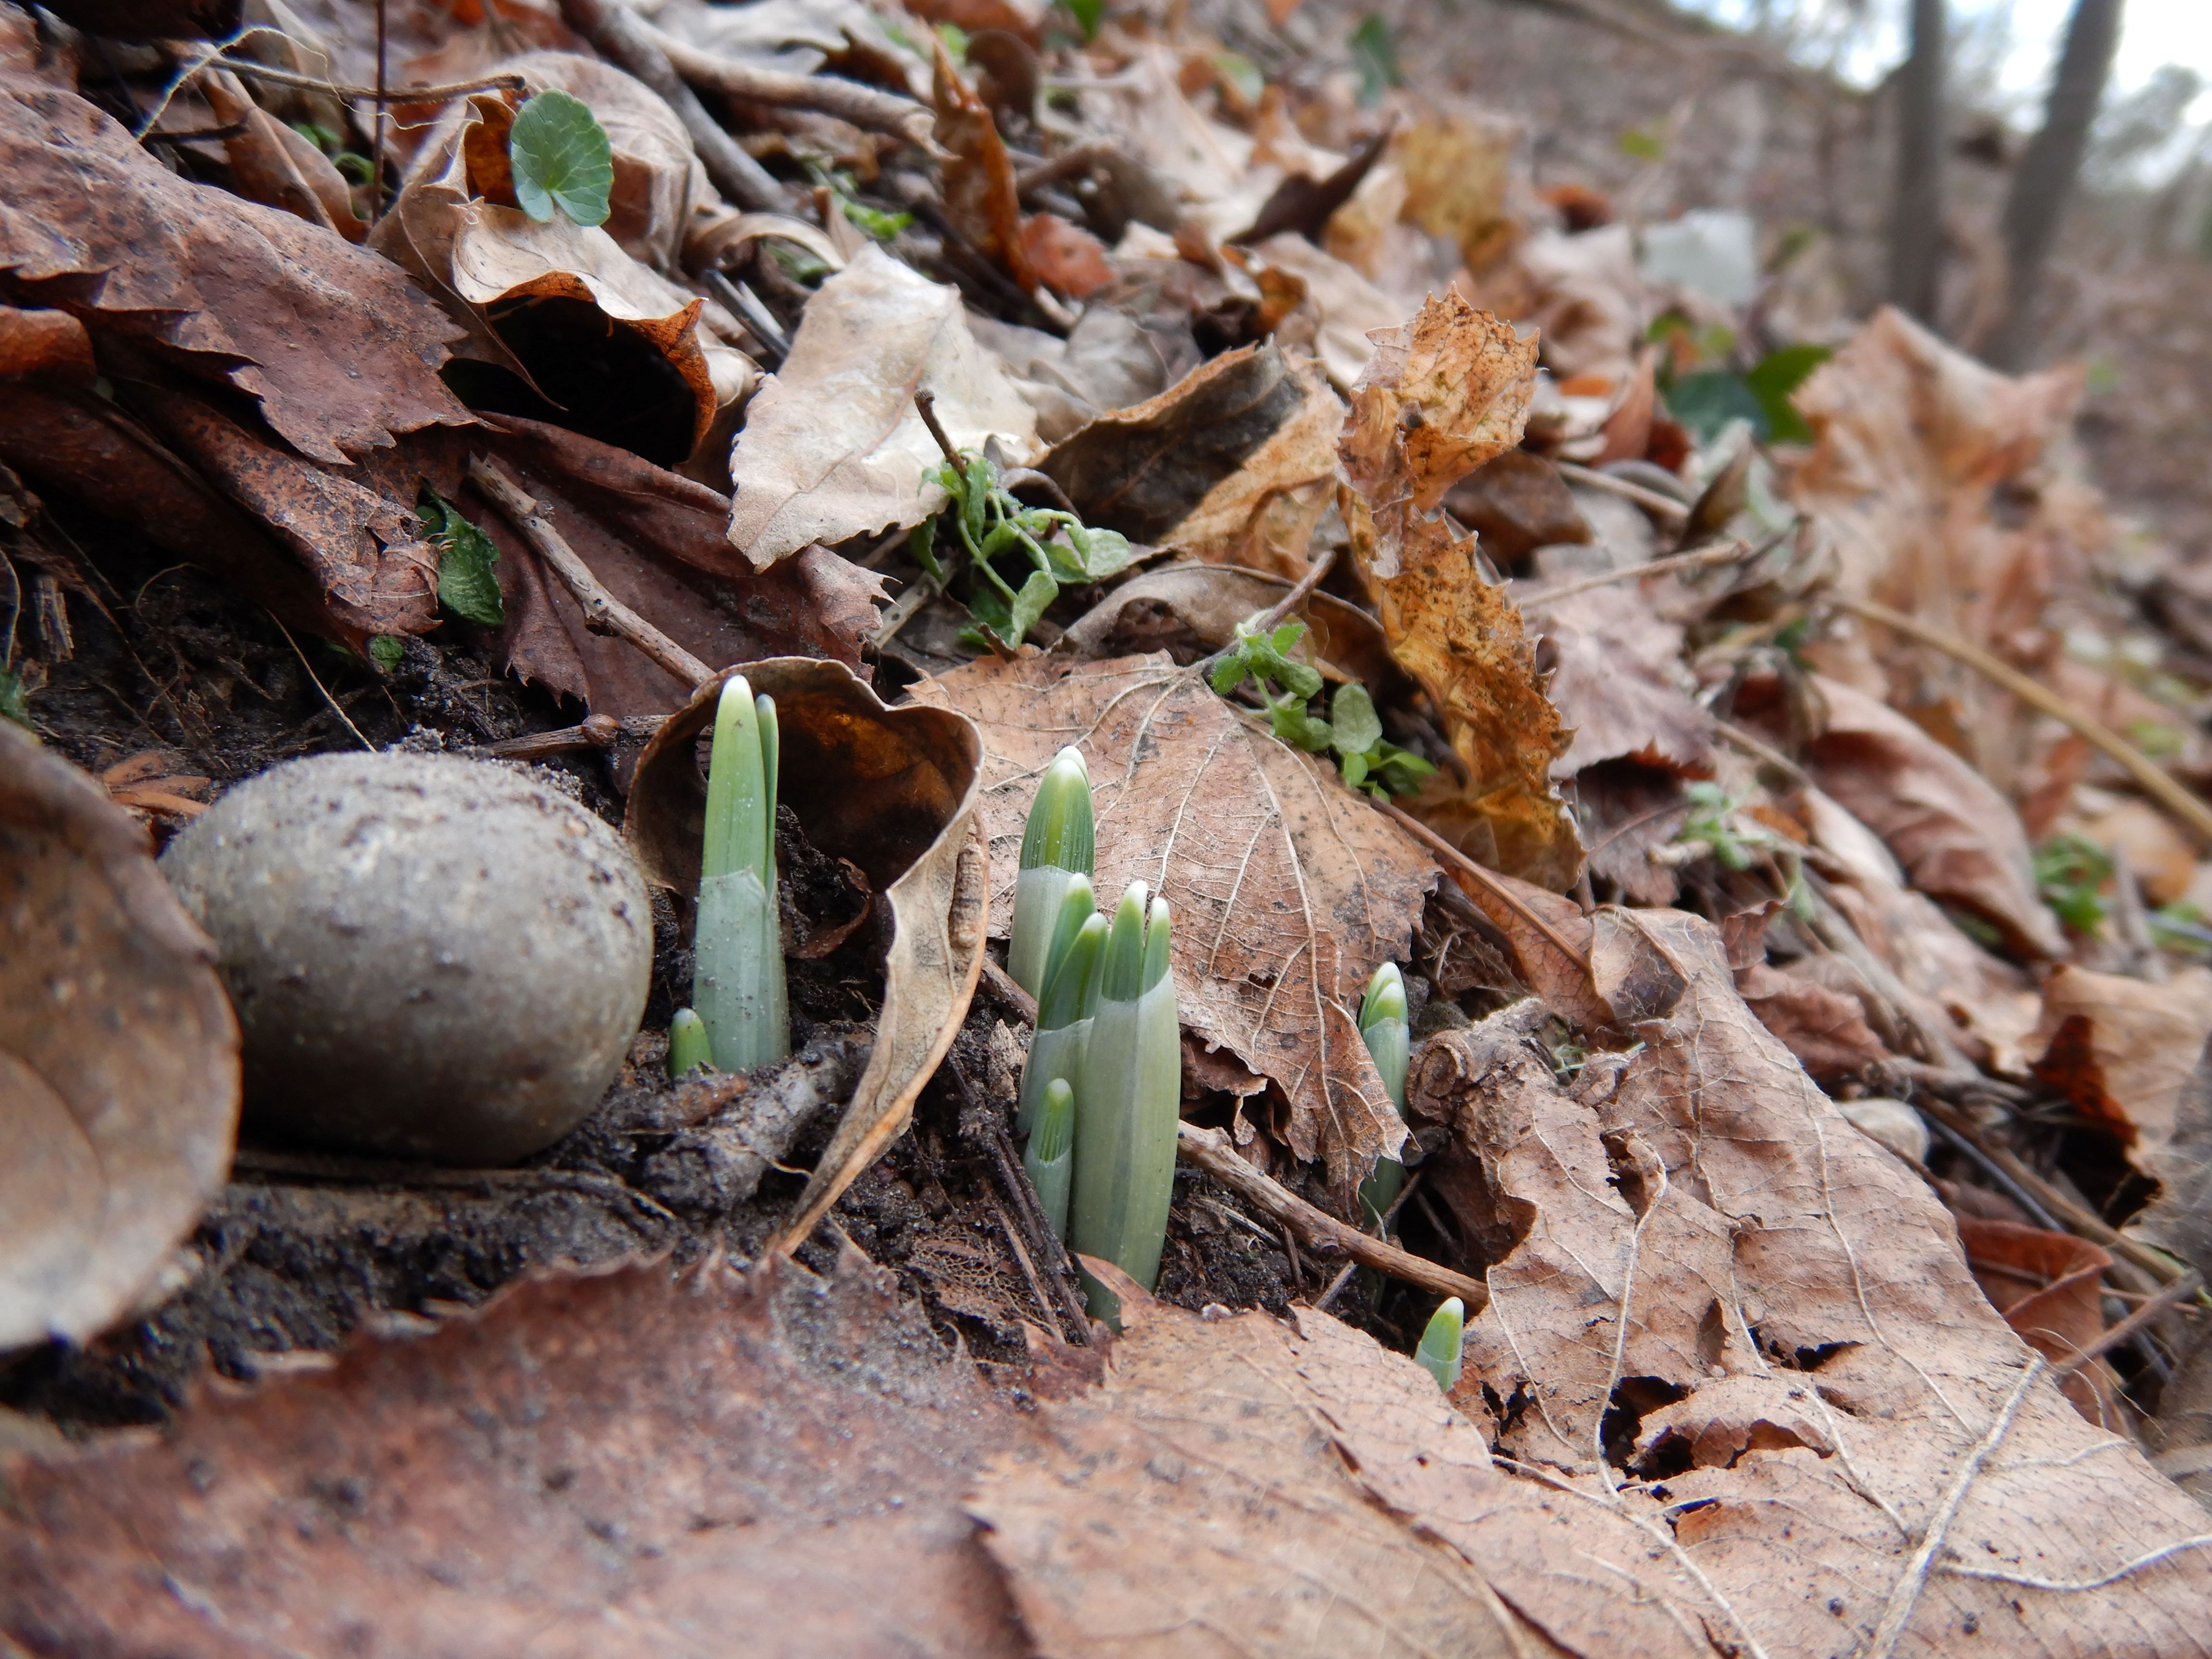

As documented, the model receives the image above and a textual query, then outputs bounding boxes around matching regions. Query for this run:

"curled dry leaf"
[1734,959,1894,1081]
[0,722,239,1350]
[1534,587,1716,781]
[625,659,984,1246]
[0,1251,1028,1656]
[725,244,1040,568]
[1042,341,1344,579]
[1411,911,2212,1652]
[2030,962,2212,1158]
[912,652,1436,1191]
[1241,231,1403,393]
[0,68,469,466]
[1339,291,1581,888]
[932,37,1034,292]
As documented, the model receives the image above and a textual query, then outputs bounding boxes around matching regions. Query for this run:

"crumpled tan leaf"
[725,244,1039,567]
[1410,913,2212,1653]
[2030,963,2212,1158]
[912,652,1436,1192]
[1339,292,1580,888]
[0,1251,1028,1657]
[0,722,238,1349]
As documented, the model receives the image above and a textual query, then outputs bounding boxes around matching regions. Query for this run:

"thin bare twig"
[1314,1166,1427,1312]
[1176,1123,1490,1307]
[912,389,964,474]
[2051,1272,2203,1379]
[1833,593,2212,845]
[1252,547,1338,635]
[1378,800,1594,974]
[642,22,937,145]
[206,57,525,103]
[465,457,712,688]
[266,613,373,751]
[1518,537,1748,609]
[1554,459,1691,522]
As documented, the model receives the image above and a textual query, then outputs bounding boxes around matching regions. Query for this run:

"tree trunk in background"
[1887,0,1947,326]
[1991,0,2125,370]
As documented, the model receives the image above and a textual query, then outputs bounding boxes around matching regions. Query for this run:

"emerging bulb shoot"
[1009,746,1094,998]
[693,675,788,1073]
[1355,962,1411,1230]
[1019,898,1104,1134]
[668,1007,713,1076]
[1024,1076,1076,1236]
[1417,1296,1465,1393]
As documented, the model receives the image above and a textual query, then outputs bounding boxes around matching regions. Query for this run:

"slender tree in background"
[1888,0,1948,325]
[1992,0,2125,369]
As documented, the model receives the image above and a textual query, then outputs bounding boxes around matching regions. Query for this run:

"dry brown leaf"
[912,652,1436,1191]
[1955,1214,2118,1427]
[1242,231,1403,392]
[0,70,469,466]
[2030,963,2212,1156]
[1535,588,1715,781]
[1415,911,2212,1652]
[0,722,238,1349]
[625,659,985,1244]
[933,37,1035,292]
[1735,959,1893,1081]
[1798,674,2065,958]
[1042,340,1342,576]
[200,68,364,242]
[0,1250,1029,1656]
[1338,292,1580,888]
[725,244,1039,567]
[1389,103,1522,272]
[1443,448,1590,565]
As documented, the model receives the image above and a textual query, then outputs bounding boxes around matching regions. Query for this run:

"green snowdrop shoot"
[667,1007,713,1076]
[1418,1296,1465,1393]
[1024,1077,1077,1236]
[693,675,788,1073]
[1009,746,1094,998]
[1354,962,1410,1230]
[1018,891,1104,1134]
[1070,882,1178,1309]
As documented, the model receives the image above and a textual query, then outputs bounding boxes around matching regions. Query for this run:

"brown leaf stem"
[465,456,713,688]
[1517,535,1753,610]
[195,59,528,103]
[1833,592,2212,845]
[1251,545,1337,635]
[1175,1123,1490,1308]
[642,23,938,147]
[1378,799,1593,974]
[2049,1271,2203,1379]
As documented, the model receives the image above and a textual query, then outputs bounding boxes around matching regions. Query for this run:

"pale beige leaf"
[725,245,1040,567]
[912,652,1435,1190]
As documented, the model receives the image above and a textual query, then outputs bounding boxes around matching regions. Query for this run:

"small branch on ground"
[643,23,938,147]
[1555,459,1691,522]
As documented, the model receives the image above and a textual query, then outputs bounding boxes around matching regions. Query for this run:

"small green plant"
[807,164,914,242]
[508,89,613,228]
[1010,746,1095,997]
[1354,962,1410,1231]
[1347,13,1401,105]
[1672,781,1777,872]
[693,675,789,1072]
[1070,882,1178,1307]
[2153,902,2212,958]
[2035,833,2113,936]
[1060,0,1103,40]
[1210,618,1436,801]
[1619,127,1664,162]
[1024,1076,1077,1235]
[367,635,406,672]
[911,449,1135,650]
[1416,1297,1465,1392]
[417,489,505,626]
[1019,896,1105,1133]
[668,1007,714,1075]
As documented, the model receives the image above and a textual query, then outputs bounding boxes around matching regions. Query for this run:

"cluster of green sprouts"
[668,675,788,1076]
[911,450,1135,650]
[1209,618,1435,801]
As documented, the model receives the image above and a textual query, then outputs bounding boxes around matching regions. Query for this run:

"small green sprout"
[910,449,1134,650]
[693,675,788,1072]
[1070,882,1178,1304]
[1210,617,1435,800]
[668,1007,713,1076]
[2035,833,2113,937]
[1024,1076,1077,1236]
[507,89,613,228]
[366,635,406,673]
[1010,746,1095,998]
[1417,1296,1465,1393]
[1354,962,1410,1231]
[1019,893,1105,1133]
[417,489,504,627]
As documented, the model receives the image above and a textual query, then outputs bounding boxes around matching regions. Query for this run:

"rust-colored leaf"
[1338,291,1581,888]
[932,37,1035,292]
[913,652,1436,1192]
[0,722,238,1349]
[625,659,985,1246]
[1956,1214,2118,1426]
[2029,963,2212,1154]
[0,1251,1030,1657]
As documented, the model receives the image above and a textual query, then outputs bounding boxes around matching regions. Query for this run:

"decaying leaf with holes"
[0,723,239,1350]
[912,651,1436,1193]
[1337,291,1582,889]
[1403,912,2212,1653]
[625,659,985,1248]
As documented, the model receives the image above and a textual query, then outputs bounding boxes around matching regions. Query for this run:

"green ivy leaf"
[367,635,406,673]
[1743,343,1831,444]
[1328,681,1383,757]
[509,89,614,228]
[419,489,506,626]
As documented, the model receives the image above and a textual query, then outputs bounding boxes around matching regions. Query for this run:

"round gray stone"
[161,753,651,1165]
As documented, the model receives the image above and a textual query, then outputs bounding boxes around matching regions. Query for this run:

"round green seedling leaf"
[509,90,614,228]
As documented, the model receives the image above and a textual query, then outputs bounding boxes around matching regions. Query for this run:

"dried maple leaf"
[1338,291,1582,889]
[0,1251,1029,1657]
[0,722,238,1349]
[0,71,469,465]
[912,652,1435,1190]
[1409,912,2212,1653]
[725,245,1039,567]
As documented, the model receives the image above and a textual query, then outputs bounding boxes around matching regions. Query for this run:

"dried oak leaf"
[626,659,985,1245]
[0,722,238,1350]
[932,37,1035,292]
[0,71,469,465]
[1339,291,1581,889]
[0,1250,1029,1657]
[912,652,1435,1191]
[1414,910,2212,1653]
[725,245,1039,568]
